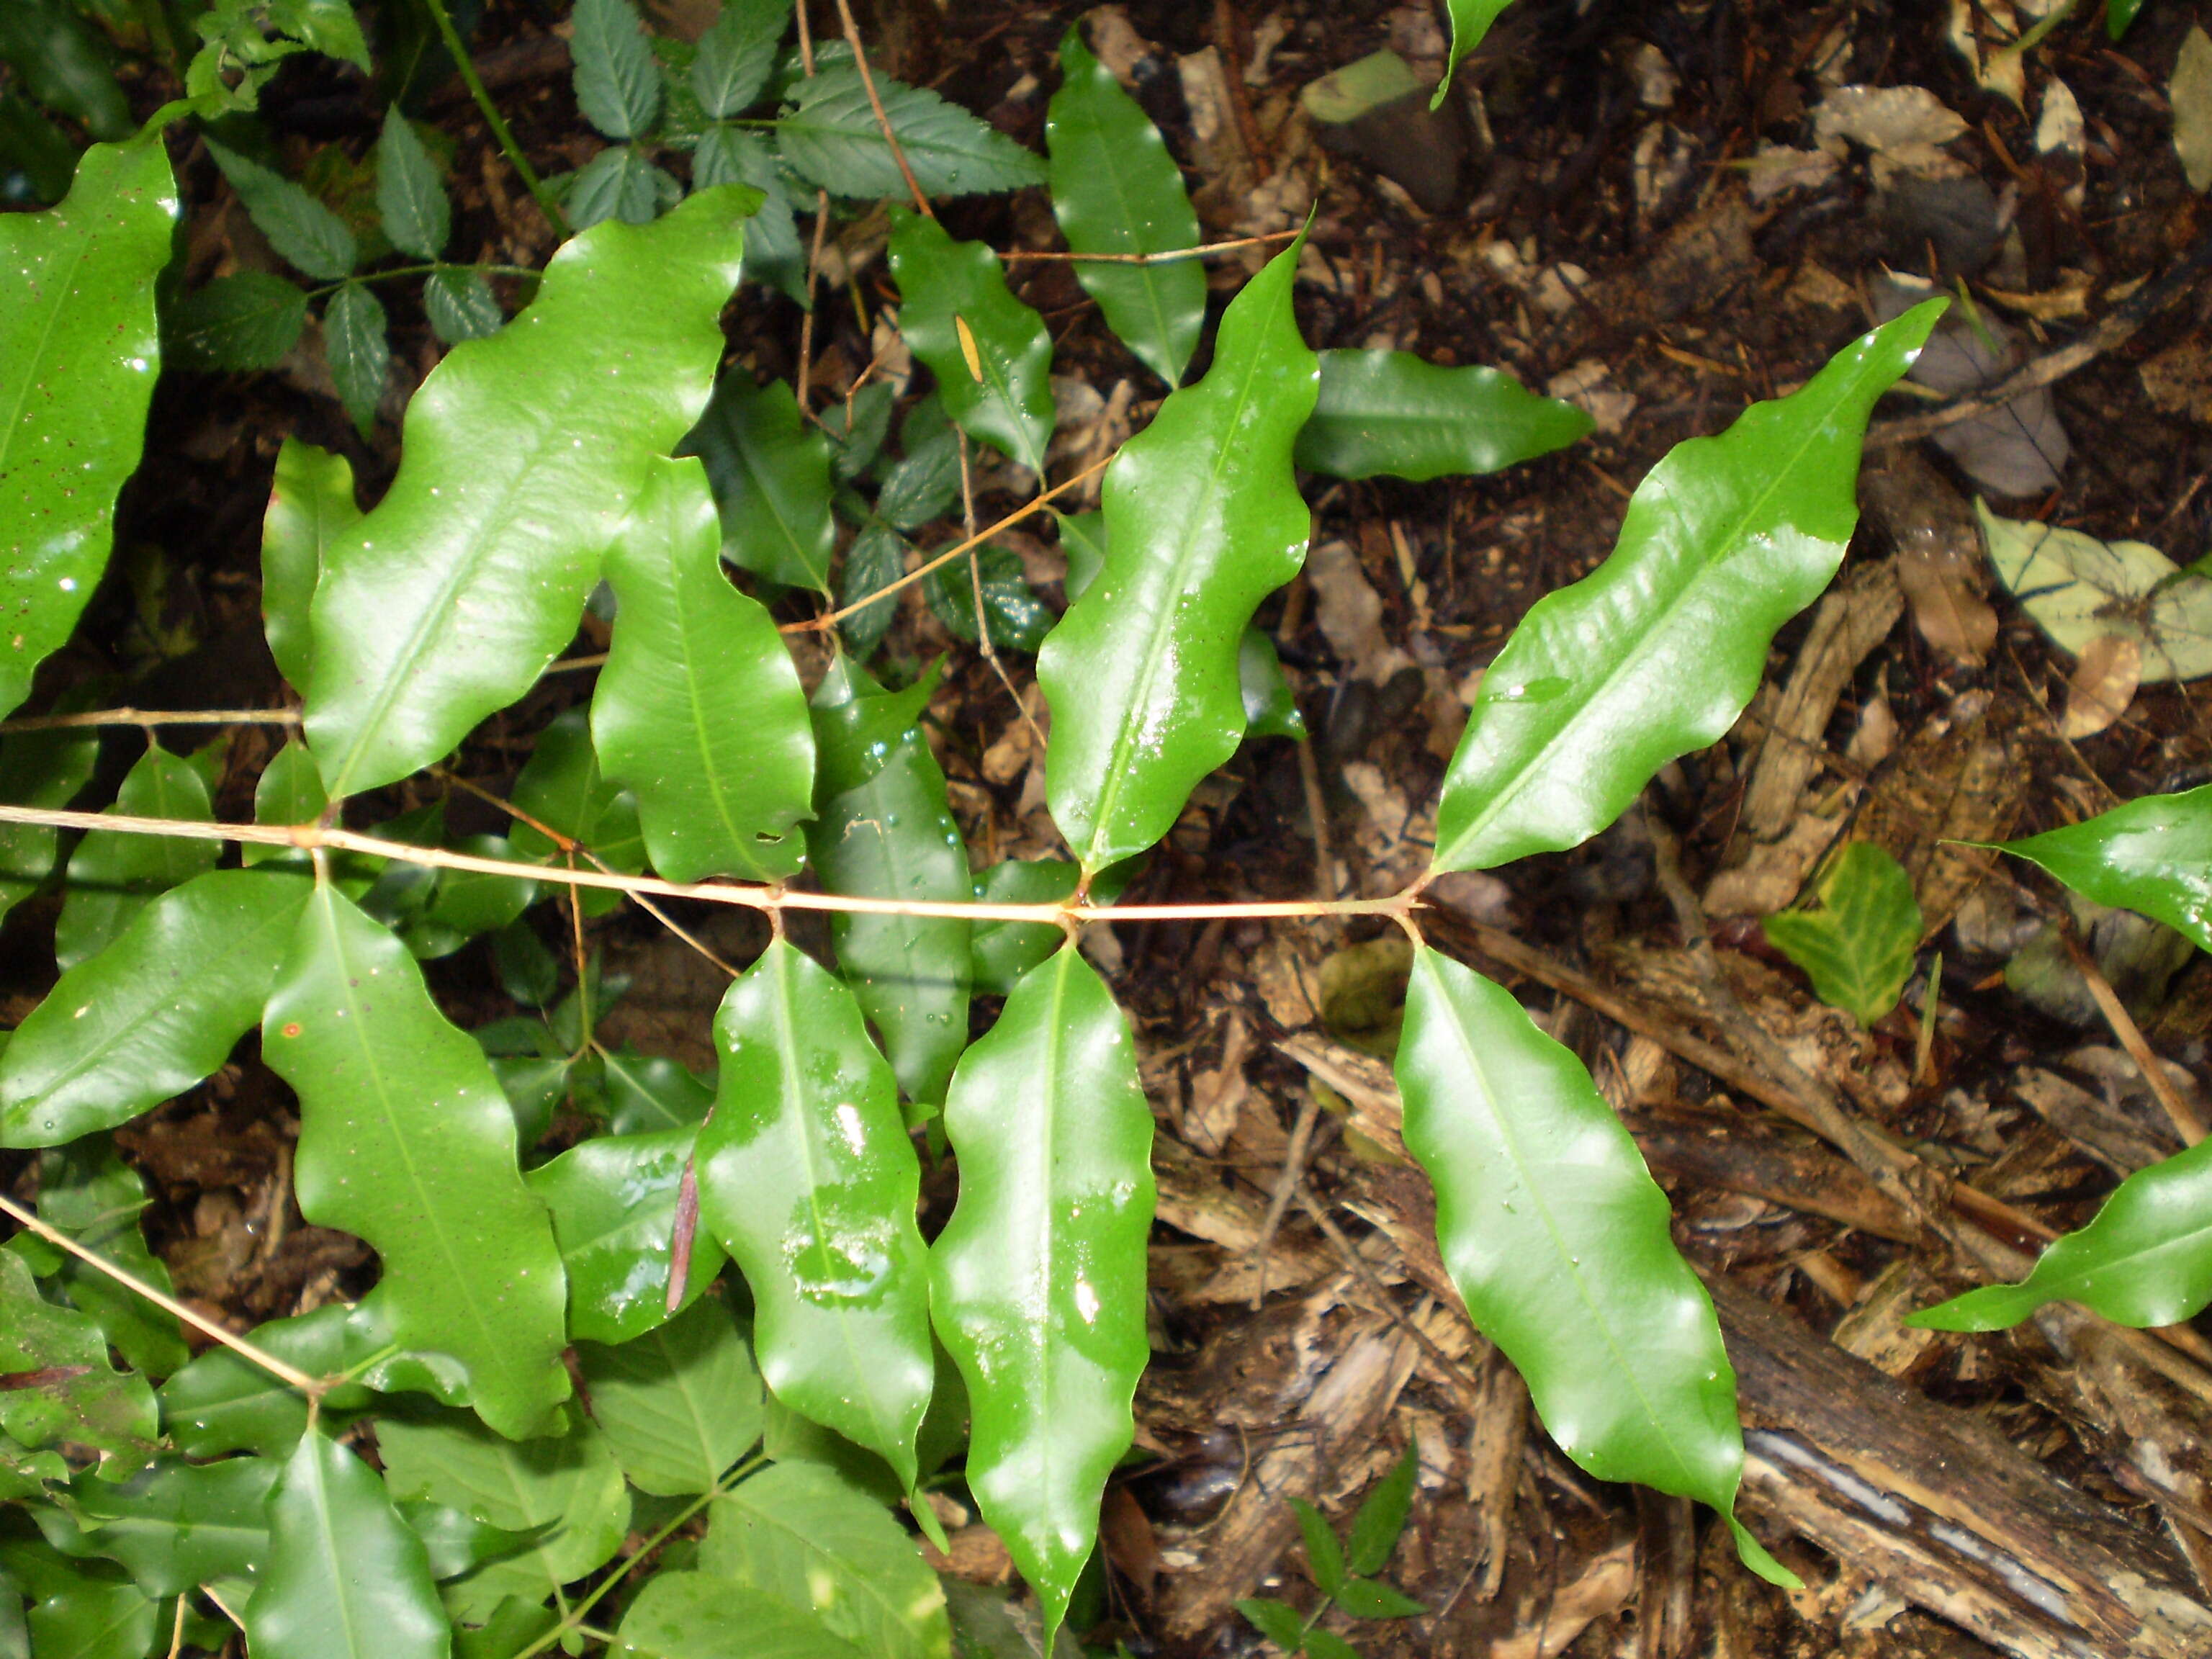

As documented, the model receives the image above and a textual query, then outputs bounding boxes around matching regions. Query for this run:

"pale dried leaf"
[2059,632,2141,739]
[2176,27,2212,194]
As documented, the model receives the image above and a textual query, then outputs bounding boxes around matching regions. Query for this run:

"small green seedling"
[1762,842,1923,1027]
[1236,1442,1427,1657]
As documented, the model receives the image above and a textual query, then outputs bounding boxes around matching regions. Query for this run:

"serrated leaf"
[1046,27,1205,386]
[592,457,816,882]
[1761,842,1921,1026]
[1395,946,1789,1586]
[1237,1597,1307,1653]
[55,743,220,972]
[693,127,805,302]
[376,1411,630,1623]
[699,1462,950,1659]
[14,1141,186,1379]
[692,0,788,119]
[923,541,1055,654]
[157,1304,378,1458]
[572,0,662,139]
[262,886,570,1437]
[424,269,504,343]
[0,139,175,721]
[930,945,1154,1642]
[838,522,906,658]
[1346,1442,1417,1576]
[60,1456,275,1596]
[889,211,1055,476]
[807,659,970,1107]
[1911,1135,2212,1331]
[876,402,961,531]
[680,368,837,594]
[616,1571,870,1659]
[777,64,1048,199]
[1976,499,2212,683]
[303,186,753,799]
[377,109,449,259]
[1290,1498,1346,1598]
[0,724,97,925]
[324,282,390,436]
[527,1126,725,1343]
[1038,237,1318,874]
[1333,1578,1424,1619]
[205,138,357,280]
[1437,0,1514,104]
[696,940,935,1487]
[1990,783,2212,953]
[576,1296,763,1495]
[0,1251,156,1466]
[567,143,680,228]
[166,271,309,372]
[262,439,359,696]
[1430,302,1943,874]
[1294,351,1591,482]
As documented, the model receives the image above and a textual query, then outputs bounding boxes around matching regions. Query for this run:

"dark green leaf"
[576,1296,763,1495]
[22,1573,156,1659]
[967,860,1077,998]
[0,725,97,925]
[601,1048,714,1134]
[323,282,390,436]
[825,382,898,482]
[1294,351,1591,482]
[568,143,679,228]
[158,1304,377,1458]
[376,108,449,259]
[922,542,1053,653]
[1236,1597,1306,1653]
[616,1572,869,1659]
[888,210,1056,477]
[399,1500,549,1582]
[1437,1,1514,104]
[680,368,837,593]
[528,1126,724,1344]
[510,707,647,918]
[693,127,805,302]
[13,1141,187,1379]
[54,743,219,972]
[60,1457,275,1596]
[206,138,357,280]
[1989,783,2212,953]
[261,439,359,696]
[1346,1443,1418,1577]
[691,0,788,119]
[1046,27,1206,386]
[876,410,961,531]
[0,89,78,204]
[0,1251,156,1467]
[424,268,504,343]
[1241,628,1305,739]
[166,271,309,372]
[1290,1499,1345,1598]
[838,523,907,659]
[776,64,1048,199]
[1332,1578,1424,1620]
[2109,0,2146,37]
[1761,842,1921,1026]
[572,0,663,139]
[0,0,130,139]
[1303,1630,1362,1659]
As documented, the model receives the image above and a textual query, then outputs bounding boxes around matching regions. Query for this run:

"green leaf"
[592,456,816,882]
[1761,842,1921,1026]
[1037,236,1318,874]
[1240,627,1305,739]
[1290,1498,1345,1598]
[837,523,906,659]
[616,1572,869,1659]
[1333,1578,1424,1620]
[1346,1443,1417,1577]
[679,369,837,595]
[262,886,570,1438]
[205,138,357,281]
[1394,946,1789,1586]
[1990,784,2212,953]
[968,860,1077,998]
[60,1457,276,1596]
[601,1048,714,1134]
[13,1141,186,1379]
[0,0,130,140]
[22,1573,156,1659]
[424,269,504,344]
[699,1462,950,1659]
[1237,1597,1307,1653]
[401,1500,549,1582]
[0,139,176,721]
[1436,0,1514,104]
[572,0,662,139]
[158,1304,377,1458]
[303,185,753,799]
[529,1127,724,1342]
[262,439,359,697]
[1430,302,1943,874]
[1294,351,1590,482]
[776,64,1048,199]
[567,143,680,229]
[0,724,97,925]
[888,210,1055,477]
[249,741,330,872]
[166,271,309,372]
[575,1296,763,1495]
[1045,27,1206,386]
[324,282,390,436]
[930,945,1154,1643]
[246,1429,449,1659]
[377,109,449,259]
[510,707,647,917]
[693,127,804,302]
[806,659,971,1107]
[54,743,220,972]
[1300,1631,1360,1659]
[2110,0,2147,37]
[875,408,962,533]
[922,542,1054,654]
[0,1251,156,1467]
[375,1410,630,1623]
[0,89,78,205]
[692,0,788,119]
[696,940,935,1488]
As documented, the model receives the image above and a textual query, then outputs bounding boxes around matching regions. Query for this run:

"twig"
[0,707,299,734]
[417,0,569,238]
[1249,1089,1323,1308]
[959,431,1051,754]
[2061,928,2207,1147]
[1293,1182,1486,1400]
[1002,231,1302,266]
[832,0,932,217]
[0,1190,323,1397]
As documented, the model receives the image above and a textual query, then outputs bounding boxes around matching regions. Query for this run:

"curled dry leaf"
[2059,631,2141,739]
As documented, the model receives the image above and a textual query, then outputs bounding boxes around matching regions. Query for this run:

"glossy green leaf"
[572,0,662,139]
[1290,1498,1345,1597]
[567,143,680,229]
[376,1411,629,1622]
[1236,1597,1305,1653]
[22,1573,154,1659]
[1045,27,1205,386]
[413,835,536,952]
[401,1501,549,1583]
[576,1296,763,1495]
[246,1429,448,1659]
[0,138,175,721]
[922,543,1054,654]
[262,886,570,1437]
[809,660,971,1106]
[875,406,961,532]
[696,939,935,1488]
[2110,0,2147,37]
[691,0,787,118]
[54,743,220,972]
[1240,628,1305,739]
[1346,1442,1418,1576]
[699,1462,950,1659]
[693,127,804,302]
[377,109,449,259]
[0,724,96,925]
[1395,946,1787,1585]
[61,1457,275,1596]
[527,1126,724,1343]
[616,1572,868,1659]
[1431,302,1943,873]
[511,707,646,917]
[601,1048,714,1133]
[304,186,754,799]
[9,1139,185,1379]
[967,860,1078,999]
[0,1251,156,1466]
[777,64,1047,199]
[205,138,356,281]
[1761,842,1921,1026]
[1990,783,2212,953]
[262,439,360,696]
[680,369,837,594]
[888,211,1055,477]
[425,269,504,343]
[2,871,312,1147]
[592,456,816,882]
[930,945,1155,1641]
[158,1304,378,1459]
[0,0,130,140]
[1038,237,1318,874]
[166,270,309,372]
[0,89,77,204]
[1294,351,1590,482]
[1912,1135,2212,1331]
[837,523,905,659]
[1437,0,1514,104]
